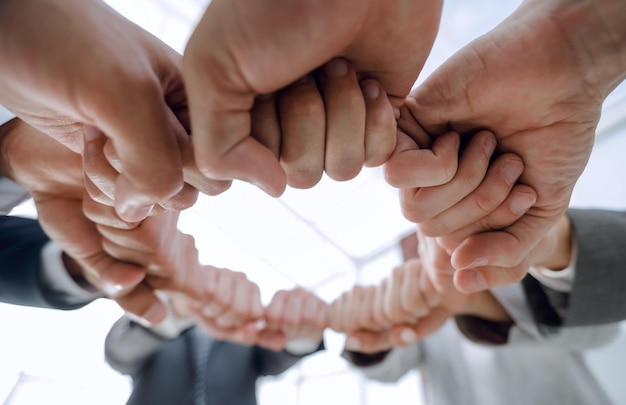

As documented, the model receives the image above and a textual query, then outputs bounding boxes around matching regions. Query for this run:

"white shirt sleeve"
[142,291,195,339]
[0,105,16,126]
[528,236,578,293]
[40,241,102,303]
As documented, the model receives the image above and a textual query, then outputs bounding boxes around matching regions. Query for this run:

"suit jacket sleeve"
[560,208,626,326]
[104,316,172,377]
[253,340,324,377]
[0,215,92,309]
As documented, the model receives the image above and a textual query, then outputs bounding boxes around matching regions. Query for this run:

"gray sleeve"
[104,316,170,377]
[0,177,31,214]
[565,209,626,326]
[492,282,620,349]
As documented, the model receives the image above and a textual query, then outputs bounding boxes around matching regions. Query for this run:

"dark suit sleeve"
[562,209,626,326]
[0,215,92,310]
[253,341,324,377]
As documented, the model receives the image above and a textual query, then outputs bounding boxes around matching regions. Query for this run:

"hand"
[0,0,227,222]
[183,0,443,196]
[251,59,396,189]
[1,118,170,322]
[257,287,328,351]
[391,0,626,292]
[164,269,265,346]
[385,125,536,292]
[2,119,227,325]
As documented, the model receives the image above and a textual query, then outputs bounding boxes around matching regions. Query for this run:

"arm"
[104,316,185,377]
[0,0,208,222]
[183,0,442,196]
[387,0,626,293]
[0,215,100,309]
[532,209,626,326]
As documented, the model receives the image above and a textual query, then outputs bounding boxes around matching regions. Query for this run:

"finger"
[158,182,199,211]
[356,285,378,331]
[383,266,411,325]
[175,114,233,197]
[114,283,168,326]
[251,93,281,158]
[372,280,389,330]
[399,130,496,223]
[385,130,460,189]
[82,127,119,204]
[82,193,137,230]
[265,290,289,330]
[318,58,366,181]
[346,285,366,332]
[418,153,524,236]
[400,259,429,318]
[209,268,238,319]
[86,72,185,221]
[418,232,455,294]
[360,79,396,167]
[436,184,537,253]
[199,318,262,347]
[388,307,450,346]
[278,74,326,188]
[345,330,392,354]
[451,208,562,271]
[257,329,288,351]
[215,273,260,328]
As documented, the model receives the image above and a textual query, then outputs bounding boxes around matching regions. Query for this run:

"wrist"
[534,0,626,96]
[536,215,573,271]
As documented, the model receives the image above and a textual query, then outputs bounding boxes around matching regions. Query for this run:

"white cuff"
[0,105,16,126]
[528,236,578,293]
[144,291,195,339]
[40,242,101,301]
[284,338,321,355]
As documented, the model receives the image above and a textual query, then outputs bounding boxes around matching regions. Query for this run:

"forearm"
[528,0,626,96]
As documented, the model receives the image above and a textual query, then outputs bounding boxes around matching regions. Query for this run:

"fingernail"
[361,80,380,100]
[483,135,496,157]
[510,190,536,215]
[345,337,361,351]
[118,203,153,222]
[462,269,488,293]
[400,329,418,344]
[502,160,524,186]
[325,59,348,77]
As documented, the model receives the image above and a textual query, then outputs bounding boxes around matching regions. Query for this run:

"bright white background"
[1,0,625,404]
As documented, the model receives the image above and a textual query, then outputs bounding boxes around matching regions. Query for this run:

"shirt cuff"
[0,105,16,126]
[528,236,578,293]
[40,241,102,303]
[144,291,195,339]
[284,338,322,356]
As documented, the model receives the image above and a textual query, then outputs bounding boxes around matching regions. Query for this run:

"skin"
[0,0,227,222]
[385,0,626,292]
[183,0,443,196]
